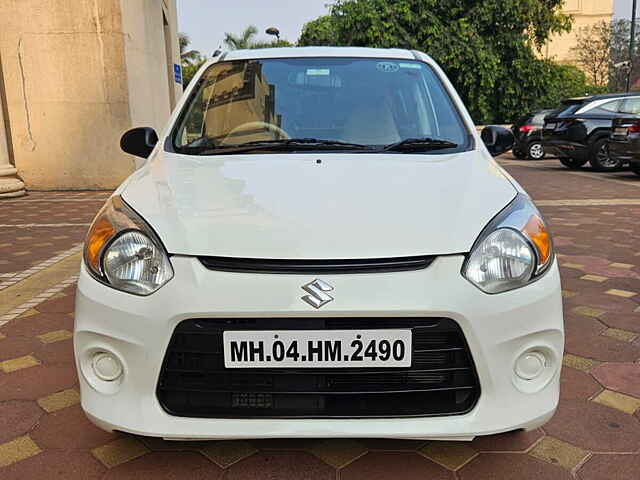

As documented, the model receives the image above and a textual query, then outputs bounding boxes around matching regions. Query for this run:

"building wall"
[544,0,615,64]
[0,0,181,190]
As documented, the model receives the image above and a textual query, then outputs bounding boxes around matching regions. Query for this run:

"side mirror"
[481,125,515,157]
[120,127,158,159]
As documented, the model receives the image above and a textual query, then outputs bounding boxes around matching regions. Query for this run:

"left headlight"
[462,194,554,294]
[83,195,174,295]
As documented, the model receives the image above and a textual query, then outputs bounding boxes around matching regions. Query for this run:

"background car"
[511,109,554,160]
[542,93,640,171]
[609,116,640,176]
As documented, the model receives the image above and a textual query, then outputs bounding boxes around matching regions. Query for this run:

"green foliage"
[224,25,294,50]
[299,0,585,123]
[179,33,207,87]
[250,39,294,49]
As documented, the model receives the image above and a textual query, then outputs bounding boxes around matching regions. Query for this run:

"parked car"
[542,93,640,171]
[511,110,554,160]
[76,47,562,441]
[609,116,640,176]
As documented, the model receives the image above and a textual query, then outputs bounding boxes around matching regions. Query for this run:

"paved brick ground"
[1,157,639,479]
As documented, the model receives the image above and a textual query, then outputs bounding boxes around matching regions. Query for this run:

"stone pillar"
[0,90,25,198]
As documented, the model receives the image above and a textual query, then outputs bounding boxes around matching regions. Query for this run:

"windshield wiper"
[383,138,458,152]
[192,138,373,155]
[232,138,370,149]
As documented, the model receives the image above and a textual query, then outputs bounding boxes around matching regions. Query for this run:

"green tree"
[299,0,578,123]
[224,25,294,50]
[224,25,259,50]
[179,33,207,87]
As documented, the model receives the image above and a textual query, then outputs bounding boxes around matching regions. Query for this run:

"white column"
[0,84,25,198]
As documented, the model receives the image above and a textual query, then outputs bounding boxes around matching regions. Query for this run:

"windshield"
[172,57,470,154]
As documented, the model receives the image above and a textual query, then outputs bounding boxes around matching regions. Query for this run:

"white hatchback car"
[75,47,563,441]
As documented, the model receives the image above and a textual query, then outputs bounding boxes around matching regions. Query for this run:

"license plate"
[223,329,412,368]
[544,123,556,130]
[615,127,629,136]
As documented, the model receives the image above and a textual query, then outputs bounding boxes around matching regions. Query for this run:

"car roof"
[223,46,417,61]
[565,92,640,104]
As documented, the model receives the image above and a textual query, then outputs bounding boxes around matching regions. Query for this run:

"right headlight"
[83,195,173,296]
[462,194,554,294]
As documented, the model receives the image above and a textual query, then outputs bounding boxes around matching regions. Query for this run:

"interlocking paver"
[37,388,80,413]
[458,453,572,480]
[341,452,454,480]
[545,400,640,451]
[562,353,599,372]
[225,451,335,479]
[0,355,40,373]
[592,390,640,414]
[309,439,367,468]
[36,329,73,344]
[591,362,640,399]
[602,328,638,342]
[102,451,219,479]
[92,437,149,469]
[420,441,477,470]
[0,436,41,467]
[578,454,640,480]
[0,401,44,443]
[200,441,257,468]
[528,436,588,471]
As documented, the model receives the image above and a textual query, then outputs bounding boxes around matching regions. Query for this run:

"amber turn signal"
[523,215,552,268]
[85,217,116,272]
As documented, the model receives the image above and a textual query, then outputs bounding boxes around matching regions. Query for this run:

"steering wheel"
[220,122,290,145]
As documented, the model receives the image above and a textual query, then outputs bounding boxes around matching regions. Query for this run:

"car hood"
[120,151,517,259]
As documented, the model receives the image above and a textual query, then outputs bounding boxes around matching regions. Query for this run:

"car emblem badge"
[301,279,334,309]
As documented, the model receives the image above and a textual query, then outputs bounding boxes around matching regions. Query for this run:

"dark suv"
[542,93,640,171]
[511,110,553,160]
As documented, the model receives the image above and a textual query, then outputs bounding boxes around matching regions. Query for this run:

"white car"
[75,47,563,441]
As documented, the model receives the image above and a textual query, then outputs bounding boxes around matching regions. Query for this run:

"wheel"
[527,141,545,160]
[512,148,527,159]
[630,163,640,176]
[588,138,623,171]
[560,157,588,169]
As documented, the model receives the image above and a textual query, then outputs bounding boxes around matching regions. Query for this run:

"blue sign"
[174,64,182,84]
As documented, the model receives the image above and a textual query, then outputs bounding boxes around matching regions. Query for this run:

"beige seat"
[342,96,401,145]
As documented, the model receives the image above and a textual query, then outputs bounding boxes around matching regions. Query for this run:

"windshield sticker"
[376,62,400,73]
[306,69,330,76]
[399,63,423,70]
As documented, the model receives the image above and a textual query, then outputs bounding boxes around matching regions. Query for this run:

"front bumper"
[74,255,564,440]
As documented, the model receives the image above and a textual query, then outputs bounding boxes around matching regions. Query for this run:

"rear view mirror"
[481,126,515,157]
[121,127,158,159]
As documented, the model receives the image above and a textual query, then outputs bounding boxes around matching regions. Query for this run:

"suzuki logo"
[301,279,334,309]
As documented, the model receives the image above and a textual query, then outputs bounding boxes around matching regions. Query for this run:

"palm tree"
[179,33,201,64]
[223,25,259,50]
[178,33,206,87]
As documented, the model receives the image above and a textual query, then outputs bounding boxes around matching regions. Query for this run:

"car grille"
[156,317,480,418]
[197,256,436,274]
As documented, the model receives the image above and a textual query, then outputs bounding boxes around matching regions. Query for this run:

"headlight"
[83,196,173,295]
[462,194,554,294]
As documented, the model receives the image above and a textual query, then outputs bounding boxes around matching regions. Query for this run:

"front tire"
[527,141,545,160]
[560,157,588,169]
[630,163,640,176]
[588,138,623,172]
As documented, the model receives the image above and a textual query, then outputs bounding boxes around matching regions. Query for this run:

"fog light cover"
[515,351,546,380]
[91,352,123,382]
